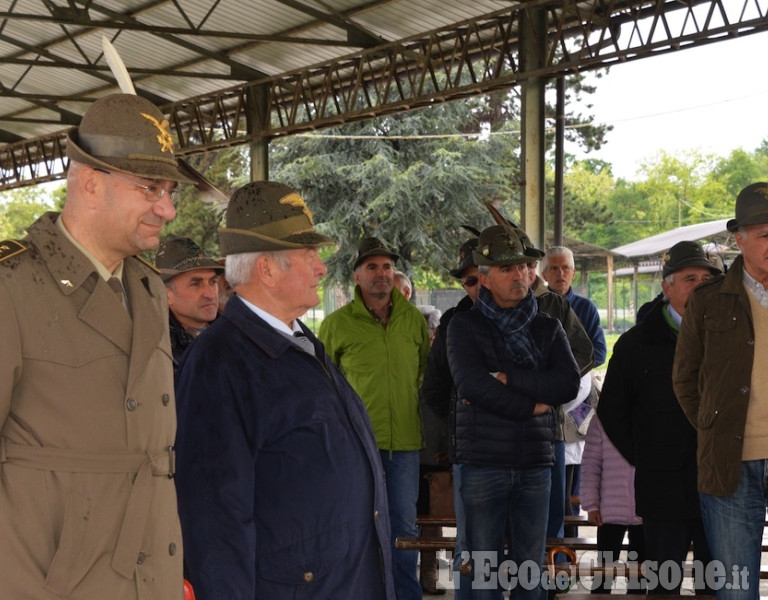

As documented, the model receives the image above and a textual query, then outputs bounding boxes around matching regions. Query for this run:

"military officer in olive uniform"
[0,94,193,599]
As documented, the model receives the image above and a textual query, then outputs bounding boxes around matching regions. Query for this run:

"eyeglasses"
[461,276,479,288]
[97,169,179,206]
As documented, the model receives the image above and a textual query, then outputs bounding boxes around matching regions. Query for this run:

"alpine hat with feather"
[219,181,334,255]
[67,94,195,184]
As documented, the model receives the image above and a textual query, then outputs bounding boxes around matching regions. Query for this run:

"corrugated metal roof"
[612,219,733,258]
[0,0,521,145]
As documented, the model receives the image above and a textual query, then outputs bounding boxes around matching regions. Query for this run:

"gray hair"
[541,246,575,271]
[225,251,292,287]
[418,304,442,331]
[393,269,411,288]
[478,264,490,275]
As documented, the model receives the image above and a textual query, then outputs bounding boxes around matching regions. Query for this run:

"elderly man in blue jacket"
[175,181,396,600]
[447,224,580,600]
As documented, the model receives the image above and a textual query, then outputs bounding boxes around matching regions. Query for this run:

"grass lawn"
[595,332,621,376]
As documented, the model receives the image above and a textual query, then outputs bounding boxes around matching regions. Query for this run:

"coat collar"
[637,299,677,344]
[27,212,165,375]
[221,294,317,359]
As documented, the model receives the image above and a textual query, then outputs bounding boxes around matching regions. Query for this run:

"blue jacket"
[447,305,580,468]
[564,287,607,367]
[175,295,395,600]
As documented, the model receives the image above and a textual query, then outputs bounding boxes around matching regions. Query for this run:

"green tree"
[547,159,615,240]
[0,184,61,239]
[271,83,609,286]
[163,147,249,257]
[709,147,768,201]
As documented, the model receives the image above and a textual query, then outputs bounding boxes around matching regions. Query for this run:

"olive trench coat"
[0,213,182,599]
[673,255,755,497]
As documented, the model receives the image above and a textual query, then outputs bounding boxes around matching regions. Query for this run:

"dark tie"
[293,331,316,356]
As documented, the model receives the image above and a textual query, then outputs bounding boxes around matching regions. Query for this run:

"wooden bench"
[415,514,590,529]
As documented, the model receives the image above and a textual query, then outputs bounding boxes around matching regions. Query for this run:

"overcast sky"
[566,32,768,181]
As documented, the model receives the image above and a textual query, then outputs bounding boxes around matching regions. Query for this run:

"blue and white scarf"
[475,285,542,369]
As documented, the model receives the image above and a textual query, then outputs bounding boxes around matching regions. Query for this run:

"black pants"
[591,523,645,594]
[643,517,715,595]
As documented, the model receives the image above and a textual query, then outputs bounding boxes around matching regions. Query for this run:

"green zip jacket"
[319,286,430,451]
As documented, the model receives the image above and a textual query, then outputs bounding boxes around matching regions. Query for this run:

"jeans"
[380,450,422,600]
[547,441,566,539]
[461,464,551,600]
[699,459,767,600]
[453,464,472,600]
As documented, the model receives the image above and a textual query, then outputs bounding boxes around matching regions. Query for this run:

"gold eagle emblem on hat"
[280,192,314,223]
[141,112,175,154]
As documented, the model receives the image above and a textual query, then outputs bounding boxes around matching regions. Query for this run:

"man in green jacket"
[673,182,768,600]
[319,237,430,600]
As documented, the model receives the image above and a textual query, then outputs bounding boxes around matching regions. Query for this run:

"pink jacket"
[580,415,642,525]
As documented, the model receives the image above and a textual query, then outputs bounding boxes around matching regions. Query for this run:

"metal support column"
[520,5,546,251]
[247,84,269,181]
[554,77,565,247]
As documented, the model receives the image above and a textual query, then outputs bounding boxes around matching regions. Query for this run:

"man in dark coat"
[155,236,223,368]
[174,181,396,600]
[421,236,481,598]
[599,240,720,595]
[447,224,580,599]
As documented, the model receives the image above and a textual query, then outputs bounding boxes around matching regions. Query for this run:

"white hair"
[418,305,442,331]
[225,251,292,287]
[541,246,575,271]
[393,269,411,289]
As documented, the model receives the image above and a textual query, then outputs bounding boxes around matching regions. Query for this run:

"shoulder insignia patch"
[0,240,28,262]
[134,253,160,274]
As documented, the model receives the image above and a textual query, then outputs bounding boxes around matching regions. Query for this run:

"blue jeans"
[380,450,422,600]
[547,441,566,539]
[699,459,767,600]
[453,464,473,600]
[461,465,551,600]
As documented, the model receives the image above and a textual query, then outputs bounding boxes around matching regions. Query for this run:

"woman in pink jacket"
[581,415,645,594]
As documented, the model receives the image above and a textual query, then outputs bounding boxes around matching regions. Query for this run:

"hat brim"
[67,133,196,185]
[472,248,541,267]
[450,257,476,278]
[353,250,400,270]
[219,228,334,256]
[727,215,768,232]
[159,261,225,282]
[662,257,722,278]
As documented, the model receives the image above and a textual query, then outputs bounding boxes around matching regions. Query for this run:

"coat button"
[374,510,380,522]
[126,397,138,411]
[136,551,146,565]
[169,543,177,555]
[303,571,314,583]
[162,393,171,406]
[741,386,750,395]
